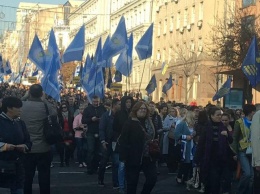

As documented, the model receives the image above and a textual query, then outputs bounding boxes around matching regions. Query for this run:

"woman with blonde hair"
[174,111,196,183]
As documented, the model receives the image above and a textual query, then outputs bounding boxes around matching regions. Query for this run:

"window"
[191,5,195,24]
[170,16,174,31]
[199,2,203,20]
[177,12,181,29]
[168,47,172,61]
[163,19,167,34]
[157,22,161,36]
[157,50,161,61]
[162,49,166,61]
[184,9,188,27]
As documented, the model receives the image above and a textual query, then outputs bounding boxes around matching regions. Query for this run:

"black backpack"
[43,103,63,144]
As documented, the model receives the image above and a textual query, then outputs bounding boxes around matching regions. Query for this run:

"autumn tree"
[173,44,200,104]
[208,7,260,103]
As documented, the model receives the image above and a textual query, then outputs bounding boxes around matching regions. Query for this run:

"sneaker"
[83,162,87,167]
[79,164,83,168]
[98,181,105,187]
[198,183,205,193]
[113,185,119,189]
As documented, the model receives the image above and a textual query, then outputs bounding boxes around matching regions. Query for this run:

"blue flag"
[162,74,173,94]
[116,33,133,76]
[102,16,127,61]
[28,34,46,72]
[135,23,153,61]
[41,29,61,102]
[114,70,122,82]
[86,64,104,99]
[242,36,260,87]
[212,78,232,101]
[102,35,112,68]
[62,25,85,63]
[81,54,93,94]
[4,60,12,75]
[107,68,112,89]
[93,37,103,66]
[146,74,157,95]
[161,62,168,75]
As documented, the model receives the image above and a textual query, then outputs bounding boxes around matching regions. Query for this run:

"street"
[0,160,198,194]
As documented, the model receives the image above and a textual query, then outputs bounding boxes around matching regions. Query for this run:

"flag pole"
[138,38,152,92]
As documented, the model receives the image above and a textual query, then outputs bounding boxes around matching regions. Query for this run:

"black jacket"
[113,96,134,139]
[82,104,106,134]
[0,114,31,161]
[118,118,145,165]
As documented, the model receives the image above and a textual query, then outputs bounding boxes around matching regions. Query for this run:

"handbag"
[148,139,160,159]
[43,103,63,145]
[0,160,16,175]
[168,129,174,139]
[147,118,160,159]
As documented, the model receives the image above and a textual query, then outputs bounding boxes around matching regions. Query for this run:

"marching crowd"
[0,83,260,194]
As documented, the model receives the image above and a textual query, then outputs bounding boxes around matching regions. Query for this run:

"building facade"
[151,0,235,105]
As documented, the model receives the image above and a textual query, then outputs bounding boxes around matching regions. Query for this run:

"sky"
[0,0,70,33]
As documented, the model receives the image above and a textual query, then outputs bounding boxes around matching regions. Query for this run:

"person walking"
[21,84,57,194]
[82,95,106,174]
[118,101,158,194]
[113,96,134,193]
[0,96,32,194]
[57,103,74,167]
[98,98,121,188]
[233,104,256,194]
[73,104,88,168]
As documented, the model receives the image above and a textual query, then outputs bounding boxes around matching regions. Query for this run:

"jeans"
[237,151,254,194]
[125,157,157,194]
[86,133,100,172]
[23,152,51,194]
[56,142,73,165]
[75,138,87,164]
[98,143,119,186]
[118,159,125,189]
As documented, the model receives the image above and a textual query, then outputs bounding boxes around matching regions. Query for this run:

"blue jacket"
[174,121,193,163]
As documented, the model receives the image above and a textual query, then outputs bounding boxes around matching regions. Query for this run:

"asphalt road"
[0,159,199,194]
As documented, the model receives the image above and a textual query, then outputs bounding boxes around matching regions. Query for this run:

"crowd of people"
[0,83,260,194]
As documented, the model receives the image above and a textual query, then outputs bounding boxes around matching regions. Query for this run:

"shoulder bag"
[43,103,63,145]
[147,118,161,159]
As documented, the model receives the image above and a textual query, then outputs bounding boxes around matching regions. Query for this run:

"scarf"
[243,117,252,129]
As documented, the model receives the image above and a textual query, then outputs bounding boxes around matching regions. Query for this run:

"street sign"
[110,83,122,92]
[28,76,37,83]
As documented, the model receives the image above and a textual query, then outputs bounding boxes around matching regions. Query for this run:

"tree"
[207,6,260,103]
[173,44,200,104]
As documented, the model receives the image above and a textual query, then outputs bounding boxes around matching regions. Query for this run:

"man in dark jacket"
[0,96,32,193]
[82,95,106,174]
[113,96,134,193]
[98,98,121,187]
